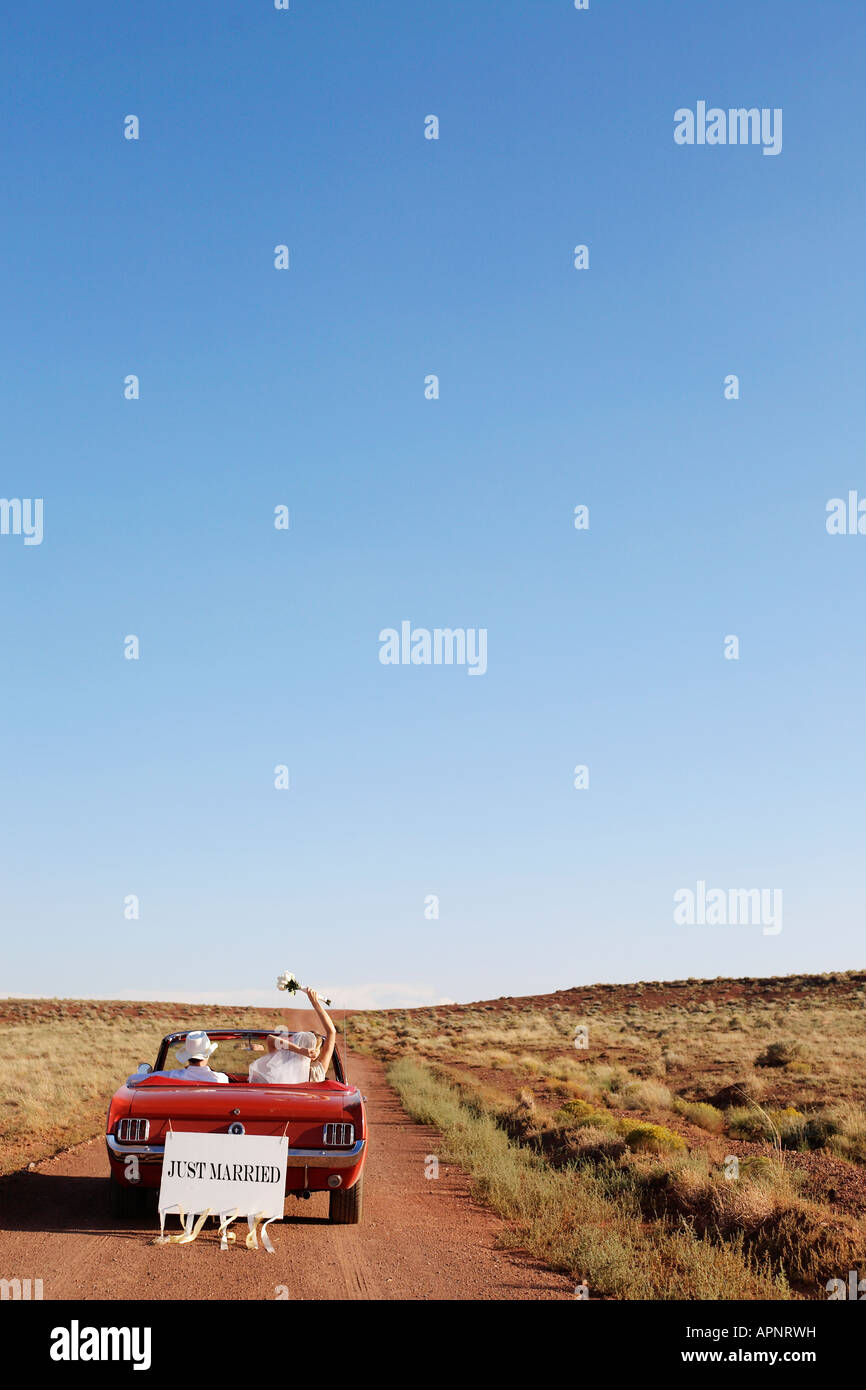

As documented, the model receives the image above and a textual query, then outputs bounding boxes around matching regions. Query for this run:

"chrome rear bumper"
[106,1135,366,1169]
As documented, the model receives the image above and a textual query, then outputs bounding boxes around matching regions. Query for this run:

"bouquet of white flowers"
[276,972,331,1007]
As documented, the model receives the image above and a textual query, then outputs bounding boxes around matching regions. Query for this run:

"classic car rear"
[106,1029,366,1225]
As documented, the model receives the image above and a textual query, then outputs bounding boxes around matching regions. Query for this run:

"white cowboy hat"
[176,1030,218,1063]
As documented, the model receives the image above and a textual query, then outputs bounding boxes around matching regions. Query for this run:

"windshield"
[153,1031,342,1083]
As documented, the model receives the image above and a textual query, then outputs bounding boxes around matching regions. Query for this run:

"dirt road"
[0,1054,572,1301]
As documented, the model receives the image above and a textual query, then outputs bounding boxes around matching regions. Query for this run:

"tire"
[328,1172,364,1225]
[109,1175,145,1219]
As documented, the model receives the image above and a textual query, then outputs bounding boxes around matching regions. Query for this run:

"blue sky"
[1,1,863,1009]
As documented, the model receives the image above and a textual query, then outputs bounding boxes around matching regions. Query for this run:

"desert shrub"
[710,1076,767,1108]
[828,1133,866,1164]
[661,1161,714,1213]
[484,1049,515,1069]
[499,1091,540,1141]
[662,1050,687,1071]
[776,1110,811,1148]
[588,1064,631,1093]
[567,1082,605,1105]
[514,1053,542,1077]
[564,1126,628,1163]
[741,1205,863,1286]
[801,1115,839,1148]
[674,1099,725,1133]
[544,1056,585,1083]
[738,1155,779,1184]
[617,1080,673,1112]
[553,1098,617,1130]
[821,1104,866,1163]
[629,1148,864,1287]
[756,1040,807,1068]
[640,1151,788,1220]
[726,1106,767,1140]
[623,1122,686,1154]
[727,1106,804,1145]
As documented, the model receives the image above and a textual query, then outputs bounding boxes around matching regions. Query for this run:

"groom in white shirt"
[156,1030,230,1083]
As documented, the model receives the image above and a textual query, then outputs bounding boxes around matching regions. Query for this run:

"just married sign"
[157,1131,288,1251]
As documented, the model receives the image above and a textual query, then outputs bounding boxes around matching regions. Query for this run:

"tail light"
[322,1122,354,1147]
[115,1118,150,1143]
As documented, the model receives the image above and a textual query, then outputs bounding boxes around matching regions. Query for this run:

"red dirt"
[412,970,866,1019]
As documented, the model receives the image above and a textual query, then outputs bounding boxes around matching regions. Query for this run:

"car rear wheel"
[109,1174,145,1219]
[328,1172,364,1225]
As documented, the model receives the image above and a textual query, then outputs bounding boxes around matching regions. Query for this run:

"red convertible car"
[105,1028,366,1225]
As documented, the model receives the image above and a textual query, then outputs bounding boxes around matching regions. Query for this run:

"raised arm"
[251,1033,318,1057]
[305,988,337,1074]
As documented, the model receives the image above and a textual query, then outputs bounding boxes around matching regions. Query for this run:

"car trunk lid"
[128,1081,360,1145]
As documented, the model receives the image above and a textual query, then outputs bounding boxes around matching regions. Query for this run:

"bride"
[248,987,337,1084]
